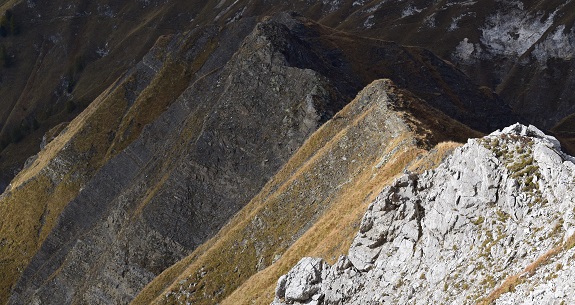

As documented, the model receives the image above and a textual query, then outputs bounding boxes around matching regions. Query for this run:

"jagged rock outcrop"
[272,123,575,304]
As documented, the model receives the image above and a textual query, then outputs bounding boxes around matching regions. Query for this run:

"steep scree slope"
[0,19,252,302]
[272,123,575,305]
[5,16,341,305]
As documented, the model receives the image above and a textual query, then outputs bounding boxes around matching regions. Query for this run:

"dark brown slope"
[4,13,516,305]
[2,0,573,189]
[247,13,519,133]
[325,0,575,129]
[0,0,172,187]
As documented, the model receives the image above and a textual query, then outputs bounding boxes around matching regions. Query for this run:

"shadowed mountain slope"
[0,16,259,303]
[1,0,574,188]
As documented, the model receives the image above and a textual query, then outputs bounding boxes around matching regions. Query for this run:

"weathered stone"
[272,124,575,305]
[283,258,326,302]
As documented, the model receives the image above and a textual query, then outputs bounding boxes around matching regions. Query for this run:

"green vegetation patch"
[479,134,544,205]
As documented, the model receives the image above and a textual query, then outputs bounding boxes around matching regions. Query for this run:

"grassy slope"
[0,83,127,302]
[130,73,385,305]
[131,80,481,305]
[222,141,462,305]
[0,35,195,303]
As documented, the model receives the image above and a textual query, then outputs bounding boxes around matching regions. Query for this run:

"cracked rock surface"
[272,123,575,304]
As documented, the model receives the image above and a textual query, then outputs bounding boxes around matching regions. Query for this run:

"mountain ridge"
[132,78,481,305]
[0,1,575,304]
[2,12,518,304]
[0,0,574,187]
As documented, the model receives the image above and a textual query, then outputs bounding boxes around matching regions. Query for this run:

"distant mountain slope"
[0,0,574,187]
[271,124,575,304]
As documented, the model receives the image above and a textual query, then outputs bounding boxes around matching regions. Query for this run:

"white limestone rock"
[275,257,327,303]
[272,124,575,304]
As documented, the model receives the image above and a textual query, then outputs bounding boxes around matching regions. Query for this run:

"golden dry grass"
[0,174,81,301]
[133,79,478,305]
[479,232,575,305]
[408,141,462,173]
[0,82,128,302]
[0,36,200,302]
[221,146,428,305]
[0,80,132,303]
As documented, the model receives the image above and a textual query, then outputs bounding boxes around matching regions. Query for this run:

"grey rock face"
[8,14,348,305]
[272,123,575,304]
[280,258,327,303]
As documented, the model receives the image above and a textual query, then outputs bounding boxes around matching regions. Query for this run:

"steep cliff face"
[272,124,575,304]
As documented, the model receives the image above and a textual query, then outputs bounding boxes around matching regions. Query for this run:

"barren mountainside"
[0,0,573,185]
[0,0,574,304]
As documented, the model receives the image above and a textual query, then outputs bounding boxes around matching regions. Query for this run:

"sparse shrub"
[496,210,509,222]
[472,216,485,226]
[480,274,495,288]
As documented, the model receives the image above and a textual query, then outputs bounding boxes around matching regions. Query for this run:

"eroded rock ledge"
[272,124,575,305]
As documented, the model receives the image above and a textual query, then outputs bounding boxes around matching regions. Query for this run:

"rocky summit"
[272,124,575,305]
